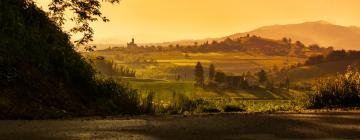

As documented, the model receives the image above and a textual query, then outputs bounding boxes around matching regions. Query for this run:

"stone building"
[127,38,138,48]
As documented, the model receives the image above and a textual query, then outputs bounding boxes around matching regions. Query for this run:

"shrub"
[169,92,204,114]
[141,91,155,114]
[223,104,245,112]
[143,92,209,114]
[92,79,141,114]
[200,105,221,113]
[306,67,360,108]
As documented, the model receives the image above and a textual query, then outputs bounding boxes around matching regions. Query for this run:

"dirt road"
[1,112,360,140]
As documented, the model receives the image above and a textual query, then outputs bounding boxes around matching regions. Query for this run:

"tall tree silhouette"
[257,69,268,84]
[195,62,204,87]
[209,64,215,81]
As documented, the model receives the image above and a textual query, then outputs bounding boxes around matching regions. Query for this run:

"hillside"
[149,21,360,50]
[276,60,360,83]
[0,0,140,119]
[228,21,360,50]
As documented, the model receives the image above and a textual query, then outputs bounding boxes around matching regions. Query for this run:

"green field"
[88,50,359,113]
[119,77,300,101]
[88,50,310,103]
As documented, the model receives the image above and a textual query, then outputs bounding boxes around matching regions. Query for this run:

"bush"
[167,93,206,114]
[306,67,360,108]
[141,91,155,114]
[223,104,245,112]
[92,79,141,114]
[142,92,209,114]
[200,105,221,113]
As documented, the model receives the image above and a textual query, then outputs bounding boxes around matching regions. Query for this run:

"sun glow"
[35,0,360,44]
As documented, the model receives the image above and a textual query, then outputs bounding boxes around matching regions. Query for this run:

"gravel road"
[1,112,360,140]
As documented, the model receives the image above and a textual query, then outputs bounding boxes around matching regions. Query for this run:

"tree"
[305,55,324,65]
[282,37,288,43]
[284,77,290,90]
[215,71,226,83]
[47,0,120,50]
[295,41,306,48]
[309,44,321,51]
[209,64,215,81]
[257,69,268,84]
[194,62,204,87]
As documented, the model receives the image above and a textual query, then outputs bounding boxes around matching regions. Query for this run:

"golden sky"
[35,0,360,44]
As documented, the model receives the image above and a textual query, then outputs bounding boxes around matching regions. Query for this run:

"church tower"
[127,38,138,48]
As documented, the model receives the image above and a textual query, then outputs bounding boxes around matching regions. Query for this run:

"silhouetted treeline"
[305,50,360,65]
[94,59,136,77]
[194,63,251,89]
[108,36,331,57]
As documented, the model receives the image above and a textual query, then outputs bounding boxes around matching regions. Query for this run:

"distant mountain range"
[151,21,360,50]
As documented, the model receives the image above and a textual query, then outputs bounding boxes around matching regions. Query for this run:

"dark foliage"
[194,62,204,87]
[111,36,330,57]
[48,0,120,49]
[223,104,245,112]
[209,64,215,81]
[215,71,226,83]
[305,50,360,65]
[257,69,268,84]
[94,59,136,77]
[0,0,139,119]
[305,68,360,108]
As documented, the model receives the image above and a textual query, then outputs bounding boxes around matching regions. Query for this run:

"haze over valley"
[95,20,360,50]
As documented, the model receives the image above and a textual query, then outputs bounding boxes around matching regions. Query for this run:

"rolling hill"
[228,20,360,50]
[152,21,360,50]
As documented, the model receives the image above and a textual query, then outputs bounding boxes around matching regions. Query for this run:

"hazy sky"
[35,0,360,44]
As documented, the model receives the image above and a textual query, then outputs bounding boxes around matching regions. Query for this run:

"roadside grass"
[140,92,304,115]
[240,100,302,113]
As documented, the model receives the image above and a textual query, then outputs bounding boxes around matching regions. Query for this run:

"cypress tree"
[195,62,204,87]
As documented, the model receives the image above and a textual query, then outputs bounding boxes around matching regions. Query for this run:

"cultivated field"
[91,51,306,79]
[120,78,298,100]
[89,50,309,107]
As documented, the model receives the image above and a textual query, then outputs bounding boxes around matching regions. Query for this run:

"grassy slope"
[284,60,360,83]
[120,77,296,101]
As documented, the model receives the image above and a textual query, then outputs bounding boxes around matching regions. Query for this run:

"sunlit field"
[91,51,306,78]
[119,77,303,100]
[89,50,307,107]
